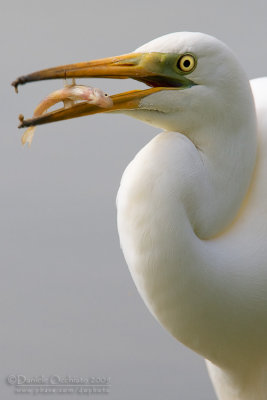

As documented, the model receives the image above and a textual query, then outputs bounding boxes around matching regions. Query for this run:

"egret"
[13,32,267,400]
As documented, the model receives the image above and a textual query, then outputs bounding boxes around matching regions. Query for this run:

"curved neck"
[124,71,258,238]
[187,113,257,238]
[117,119,258,366]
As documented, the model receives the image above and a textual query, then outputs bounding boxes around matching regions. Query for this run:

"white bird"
[14,32,267,400]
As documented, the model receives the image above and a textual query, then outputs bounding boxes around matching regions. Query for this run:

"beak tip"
[12,75,29,93]
[18,114,25,128]
[12,79,20,93]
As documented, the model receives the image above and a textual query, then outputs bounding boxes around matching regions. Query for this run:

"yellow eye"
[177,54,196,73]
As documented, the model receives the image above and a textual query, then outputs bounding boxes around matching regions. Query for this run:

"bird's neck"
[185,112,257,238]
[117,119,257,365]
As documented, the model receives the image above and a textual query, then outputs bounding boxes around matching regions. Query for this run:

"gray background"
[1,0,266,399]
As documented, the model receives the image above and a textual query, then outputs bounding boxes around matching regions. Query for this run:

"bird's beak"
[13,52,194,128]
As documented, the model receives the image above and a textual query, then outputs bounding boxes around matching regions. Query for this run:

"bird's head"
[14,32,253,143]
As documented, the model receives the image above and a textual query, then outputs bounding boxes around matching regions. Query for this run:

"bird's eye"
[177,54,196,73]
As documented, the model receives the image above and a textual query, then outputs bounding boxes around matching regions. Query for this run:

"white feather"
[117,33,267,400]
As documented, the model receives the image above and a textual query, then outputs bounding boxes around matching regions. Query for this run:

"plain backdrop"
[1,1,266,399]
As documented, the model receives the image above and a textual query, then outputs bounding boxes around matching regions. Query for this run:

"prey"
[21,83,113,146]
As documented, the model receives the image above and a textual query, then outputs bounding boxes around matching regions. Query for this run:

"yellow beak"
[13,52,194,128]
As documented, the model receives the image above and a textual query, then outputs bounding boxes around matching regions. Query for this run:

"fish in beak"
[12,52,196,128]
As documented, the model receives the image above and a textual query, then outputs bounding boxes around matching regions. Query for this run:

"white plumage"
[116,33,267,400]
[15,32,267,400]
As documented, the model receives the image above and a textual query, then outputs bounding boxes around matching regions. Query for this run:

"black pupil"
[183,59,191,68]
